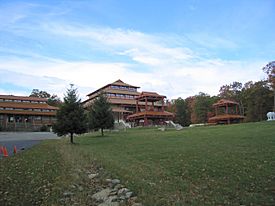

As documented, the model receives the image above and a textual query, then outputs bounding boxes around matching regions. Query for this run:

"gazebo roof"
[136,91,166,102]
[213,99,239,107]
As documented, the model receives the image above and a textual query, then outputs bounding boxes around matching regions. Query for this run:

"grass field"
[1,122,275,205]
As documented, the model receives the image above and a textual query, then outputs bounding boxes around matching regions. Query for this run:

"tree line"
[168,80,273,126]
[169,61,275,126]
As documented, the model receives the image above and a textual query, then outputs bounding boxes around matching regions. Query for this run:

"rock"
[105,195,118,203]
[118,188,129,195]
[98,202,119,206]
[111,179,120,185]
[92,189,111,201]
[78,186,84,191]
[125,191,133,199]
[70,184,77,189]
[132,203,143,206]
[109,190,118,196]
[88,173,98,179]
[114,184,123,190]
[63,191,74,197]
[106,178,112,183]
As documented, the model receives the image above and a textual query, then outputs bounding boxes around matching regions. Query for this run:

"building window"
[8,116,14,122]
[34,116,42,120]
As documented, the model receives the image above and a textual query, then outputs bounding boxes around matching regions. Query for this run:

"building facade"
[83,80,172,124]
[0,95,58,131]
[83,80,140,121]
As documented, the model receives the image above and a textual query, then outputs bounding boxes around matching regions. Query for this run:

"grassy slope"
[1,122,275,205]
[77,122,275,205]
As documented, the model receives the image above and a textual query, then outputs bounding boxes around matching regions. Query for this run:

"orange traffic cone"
[3,147,8,157]
[13,146,17,154]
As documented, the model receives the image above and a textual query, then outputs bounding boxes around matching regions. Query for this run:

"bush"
[40,125,48,132]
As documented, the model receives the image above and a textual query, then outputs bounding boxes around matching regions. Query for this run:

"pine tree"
[88,93,114,136]
[53,85,87,143]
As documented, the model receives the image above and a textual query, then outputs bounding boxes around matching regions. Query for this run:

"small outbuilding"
[208,99,245,124]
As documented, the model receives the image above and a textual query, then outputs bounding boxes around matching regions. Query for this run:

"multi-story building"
[83,79,140,121]
[83,79,172,124]
[0,95,58,131]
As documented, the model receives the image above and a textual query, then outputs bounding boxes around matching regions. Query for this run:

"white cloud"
[0,23,268,100]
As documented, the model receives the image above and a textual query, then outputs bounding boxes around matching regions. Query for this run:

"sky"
[0,0,274,100]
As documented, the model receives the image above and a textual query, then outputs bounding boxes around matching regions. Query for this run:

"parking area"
[0,132,60,158]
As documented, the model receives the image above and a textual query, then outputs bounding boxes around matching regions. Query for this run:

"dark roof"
[0,102,58,110]
[136,91,166,102]
[86,79,140,97]
[213,99,239,106]
[0,95,48,102]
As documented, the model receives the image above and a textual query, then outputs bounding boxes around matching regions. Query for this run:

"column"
[161,98,164,112]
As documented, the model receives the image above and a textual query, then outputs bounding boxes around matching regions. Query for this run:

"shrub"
[40,125,48,132]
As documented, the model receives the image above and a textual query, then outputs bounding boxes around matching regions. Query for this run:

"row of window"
[0,115,56,122]
[110,85,137,92]
[0,107,55,112]
[107,93,137,99]
[0,99,47,104]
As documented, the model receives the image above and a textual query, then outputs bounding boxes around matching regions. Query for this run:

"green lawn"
[1,122,275,205]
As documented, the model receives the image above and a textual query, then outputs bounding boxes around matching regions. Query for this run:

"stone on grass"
[63,191,74,197]
[92,189,111,201]
[98,202,119,206]
[88,173,98,179]
[125,191,133,198]
[111,179,120,185]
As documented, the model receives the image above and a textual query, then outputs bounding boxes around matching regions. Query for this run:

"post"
[136,99,138,113]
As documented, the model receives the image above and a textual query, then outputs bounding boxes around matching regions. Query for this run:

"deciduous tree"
[30,89,62,106]
[174,98,191,126]
[263,61,275,111]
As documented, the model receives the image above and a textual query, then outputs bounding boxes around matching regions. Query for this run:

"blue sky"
[0,0,274,100]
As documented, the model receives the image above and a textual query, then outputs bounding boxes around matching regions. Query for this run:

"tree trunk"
[101,128,104,136]
[273,90,275,112]
[70,132,74,144]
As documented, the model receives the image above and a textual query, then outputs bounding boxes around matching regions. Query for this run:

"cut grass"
[1,122,275,205]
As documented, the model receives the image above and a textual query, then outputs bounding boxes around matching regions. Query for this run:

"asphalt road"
[0,132,60,158]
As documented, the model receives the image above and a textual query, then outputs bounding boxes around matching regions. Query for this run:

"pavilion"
[127,92,174,126]
[208,99,245,124]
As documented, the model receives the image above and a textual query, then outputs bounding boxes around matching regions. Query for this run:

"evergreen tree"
[88,93,114,136]
[53,85,87,143]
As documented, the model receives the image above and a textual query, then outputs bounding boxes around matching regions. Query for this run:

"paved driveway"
[0,132,60,158]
